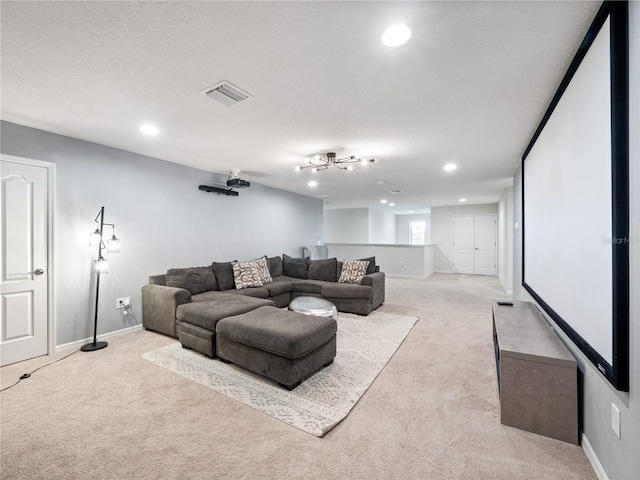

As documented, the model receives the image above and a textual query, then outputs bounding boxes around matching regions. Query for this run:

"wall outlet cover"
[611,403,621,438]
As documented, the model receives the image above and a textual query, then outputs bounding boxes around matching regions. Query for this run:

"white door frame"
[1,154,56,356]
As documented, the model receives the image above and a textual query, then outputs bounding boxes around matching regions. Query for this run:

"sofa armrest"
[360,272,385,308]
[142,284,191,338]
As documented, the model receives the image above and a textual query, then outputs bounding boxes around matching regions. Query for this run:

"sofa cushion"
[308,258,338,282]
[226,287,269,299]
[166,266,217,294]
[262,281,292,297]
[177,297,274,330]
[232,256,273,289]
[322,283,373,300]
[290,279,330,294]
[282,254,309,279]
[268,256,283,277]
[216,306,337,359]
[212,262,236,291]
[338,259,369,284]
[359,256,376,275]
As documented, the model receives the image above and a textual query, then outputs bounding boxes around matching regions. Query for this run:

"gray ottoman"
[216,306,337,390]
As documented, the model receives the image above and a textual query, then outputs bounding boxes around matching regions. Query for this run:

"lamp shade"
[89,229,102,247]
[94,257,109,274]
[107,236,120,253]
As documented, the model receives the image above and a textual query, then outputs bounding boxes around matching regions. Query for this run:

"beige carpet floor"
[0,274,596,480]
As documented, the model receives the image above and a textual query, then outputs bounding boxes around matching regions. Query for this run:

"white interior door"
[1,158,50,366]
[453,216,474,274]
[474,215,497,276]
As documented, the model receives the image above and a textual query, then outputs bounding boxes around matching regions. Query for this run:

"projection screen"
[522,2,629,391]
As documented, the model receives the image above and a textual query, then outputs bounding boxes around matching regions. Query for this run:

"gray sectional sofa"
[142,254,384,341]
[141,254,384,389]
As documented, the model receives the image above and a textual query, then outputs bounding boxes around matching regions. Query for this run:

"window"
[410,221,425,245]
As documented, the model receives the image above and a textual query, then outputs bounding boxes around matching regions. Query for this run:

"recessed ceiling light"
[376,180,385,185]
[389,203,395,207]
[382,25,411,47]
[459,198,467,202]
[308,181,318,187]
[380,199,388,204]
[140,124,159,135]
[443,163,457,172]
[409,210,414,213]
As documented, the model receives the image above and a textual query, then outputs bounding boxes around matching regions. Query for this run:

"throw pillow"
[359,256,376,275]
[232,259,266,290]
[338,259,369,284]
[282,253,309,279]
[268,256,283,277]
[254,256,273,284]
[166,266,217,295]
[308,258,338,282]
[212,261,236,291]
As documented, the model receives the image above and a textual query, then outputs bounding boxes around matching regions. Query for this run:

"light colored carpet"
[0,274,597,480]
[141,312,418,436]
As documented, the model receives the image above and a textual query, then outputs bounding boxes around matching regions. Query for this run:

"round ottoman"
[288,296,338,320]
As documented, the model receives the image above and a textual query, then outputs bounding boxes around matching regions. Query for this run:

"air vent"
[390,190,405,194]
[201,81,252,106]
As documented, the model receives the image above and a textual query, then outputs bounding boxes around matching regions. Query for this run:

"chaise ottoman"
[216,306,337,390]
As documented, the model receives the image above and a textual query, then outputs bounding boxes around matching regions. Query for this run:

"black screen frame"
[521,1,629,391]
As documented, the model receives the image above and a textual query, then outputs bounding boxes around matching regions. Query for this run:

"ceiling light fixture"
[140,124,159,135]
[380,199,388,204]
[443,163,457,172]
[308,181,318,187]
[459,198,467,202]
[382,25,411,47]
[389,203,395,207]
[296,152,378,173]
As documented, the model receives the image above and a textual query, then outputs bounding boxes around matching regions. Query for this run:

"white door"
[453,214,497,276]
[453,216,474,274]
[474,215,497,276]
[1,158,51,366]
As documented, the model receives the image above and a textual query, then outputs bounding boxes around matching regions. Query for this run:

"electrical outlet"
[116,297,130,309]
[611,403,621,438]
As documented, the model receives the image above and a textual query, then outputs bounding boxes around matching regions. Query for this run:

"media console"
[492,301,578,444]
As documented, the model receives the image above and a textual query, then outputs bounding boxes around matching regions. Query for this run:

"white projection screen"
[522,2,629,391]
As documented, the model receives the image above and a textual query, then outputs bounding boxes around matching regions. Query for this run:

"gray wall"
[368,207,396,244]
[513,4,639,477]
[498,188,513,294]
[323,208,369,243]
[430,203,499,273]
[1,121,323,346]
[396,213,431,244]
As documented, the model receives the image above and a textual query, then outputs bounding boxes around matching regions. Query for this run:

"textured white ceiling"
[1,1,601,212]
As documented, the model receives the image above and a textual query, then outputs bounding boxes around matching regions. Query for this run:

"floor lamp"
[82,206,120,352]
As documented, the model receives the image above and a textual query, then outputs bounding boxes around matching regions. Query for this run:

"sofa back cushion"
[282,254,310,279]
[359,256,376,275]
[268,256,283,277]
[212,262,236,291]
[308,258,338,282]
[166,266,217,294]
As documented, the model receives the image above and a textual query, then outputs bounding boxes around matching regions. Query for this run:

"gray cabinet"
[493,301,578,445]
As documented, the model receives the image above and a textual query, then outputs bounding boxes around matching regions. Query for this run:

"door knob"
[34,269,45,275]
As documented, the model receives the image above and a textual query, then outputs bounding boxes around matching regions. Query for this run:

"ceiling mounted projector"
[226,169,250,188]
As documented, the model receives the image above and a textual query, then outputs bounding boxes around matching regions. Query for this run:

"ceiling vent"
[201,81,252,106]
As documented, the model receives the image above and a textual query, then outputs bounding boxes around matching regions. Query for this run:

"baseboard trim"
[582,434,608,480]
[57,324,143,351]
[386,274,433,280]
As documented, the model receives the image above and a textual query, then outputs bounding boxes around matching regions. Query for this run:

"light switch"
[611,403,621,438]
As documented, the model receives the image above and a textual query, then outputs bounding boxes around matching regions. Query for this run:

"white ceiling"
[1,1,601,213]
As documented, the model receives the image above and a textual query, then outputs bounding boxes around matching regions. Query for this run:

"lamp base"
[81,341,108,352]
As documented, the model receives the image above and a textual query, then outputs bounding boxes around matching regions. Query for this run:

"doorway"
[1,155,55,366]
[452,214,497,276]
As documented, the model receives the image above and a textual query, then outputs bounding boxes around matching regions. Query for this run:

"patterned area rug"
[141,311,418,436]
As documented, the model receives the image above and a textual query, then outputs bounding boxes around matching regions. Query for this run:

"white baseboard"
[582,434,608,480]
[385,274,431,280]
[56,324,143,351]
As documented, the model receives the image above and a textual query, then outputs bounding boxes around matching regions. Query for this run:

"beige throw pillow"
[338,259,369,284]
